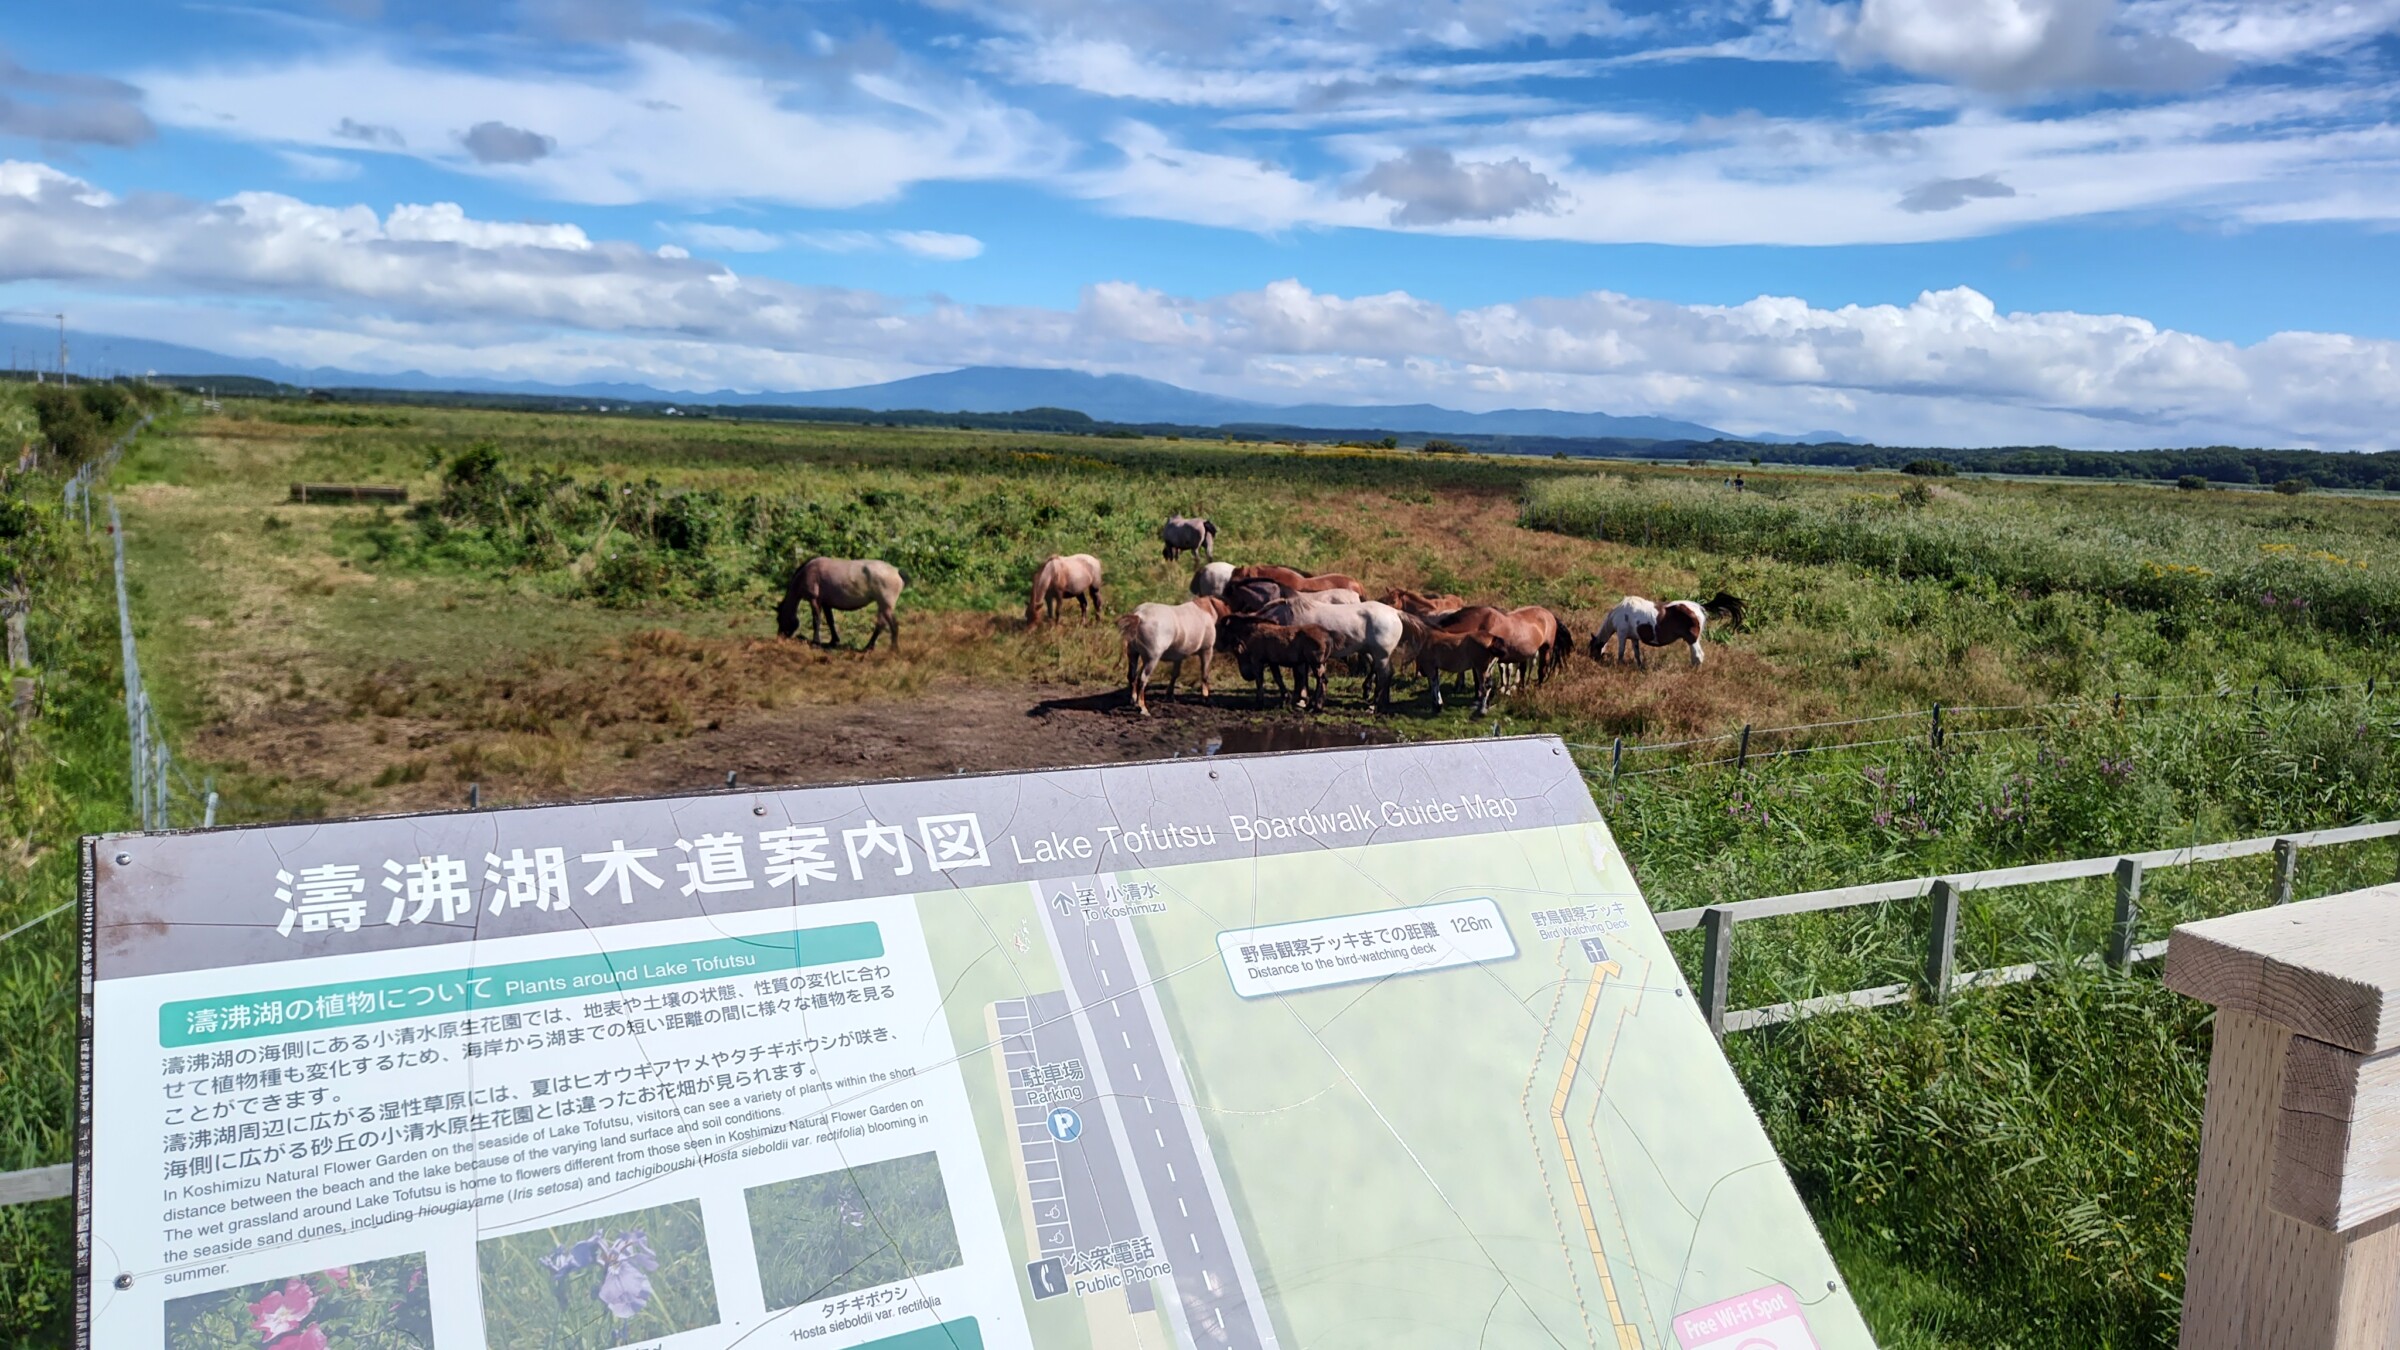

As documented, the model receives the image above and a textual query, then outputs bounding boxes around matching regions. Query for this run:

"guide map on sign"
[81,737,1875,1349]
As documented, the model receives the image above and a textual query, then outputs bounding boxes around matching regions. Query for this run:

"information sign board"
[80,736,1875,1349]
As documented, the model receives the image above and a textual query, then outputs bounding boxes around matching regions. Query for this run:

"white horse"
[1594,596,1705,668]
[1189,561,1234,597]
[1118,597,1229,715]
[1259,596,1410,709]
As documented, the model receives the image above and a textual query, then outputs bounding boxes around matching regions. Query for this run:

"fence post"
[1735,724,1751,774]
[468,782,480,810]
[1698,908,1733,1041]
[2273,838,2298,906]
[203,775,217,829]
[2108,858,2143,969]
[2163,888,2400,1349]
[1930,703,1944,750]
[1925,879,1960,1002]
[1609,737,1621,781]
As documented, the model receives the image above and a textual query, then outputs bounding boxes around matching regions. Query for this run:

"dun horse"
[1118,596,1229,715]
[1160,516,1217,562]
[776,557,904,651]
[1026,554,1105,624]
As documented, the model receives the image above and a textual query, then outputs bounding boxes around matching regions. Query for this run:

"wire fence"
[61,412,143,538]
[1565,677,2388,780]
[110,496,217,831]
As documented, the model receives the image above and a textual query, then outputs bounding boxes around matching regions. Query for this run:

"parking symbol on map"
[1581,937,1610,964]
[1027,1257,1068,1300]
[1046,1106,1083,1143]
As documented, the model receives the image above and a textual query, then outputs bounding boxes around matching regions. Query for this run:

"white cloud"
[277,149,361,181]
[9,162,2400,448]
[138,44,1064,209]
[887,229,985,260]
[2125,0,2400,63]
[1808,0,2227,92]
[664,221,785,252]
[1347,147,1564,224]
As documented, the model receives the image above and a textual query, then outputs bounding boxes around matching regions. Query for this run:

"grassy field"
[4,395,2398,1346]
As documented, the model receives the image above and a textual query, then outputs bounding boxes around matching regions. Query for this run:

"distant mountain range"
[2,322,1855,445]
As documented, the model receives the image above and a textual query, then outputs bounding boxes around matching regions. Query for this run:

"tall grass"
[1523,473,2400,638]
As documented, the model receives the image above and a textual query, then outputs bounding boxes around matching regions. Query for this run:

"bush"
[2273,478,2310,495]
[1903,459,1958,477]
[27,387,101,462]
[2177,475,2208,491]
[1420,438,1466,455]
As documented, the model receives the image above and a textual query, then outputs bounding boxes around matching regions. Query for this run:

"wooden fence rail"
[1663,818,2400,1038]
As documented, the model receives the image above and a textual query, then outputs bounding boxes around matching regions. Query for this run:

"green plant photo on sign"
[745,1152,963,1311]
[162,1252,433,1350]
[475,1200,718,1349]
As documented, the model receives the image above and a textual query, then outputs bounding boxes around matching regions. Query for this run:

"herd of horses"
[776,515,1742,718]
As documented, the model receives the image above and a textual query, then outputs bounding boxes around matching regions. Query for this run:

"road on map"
[1037,885,1279,1350]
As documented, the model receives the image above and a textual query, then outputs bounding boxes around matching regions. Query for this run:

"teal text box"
[159,923,884,1047]
[857,1319,982,1350]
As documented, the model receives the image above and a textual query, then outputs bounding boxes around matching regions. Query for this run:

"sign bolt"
[114,1274,132,1290]
[114,852,130,865]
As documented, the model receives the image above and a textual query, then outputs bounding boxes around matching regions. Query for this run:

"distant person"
[1734,474,1747,492]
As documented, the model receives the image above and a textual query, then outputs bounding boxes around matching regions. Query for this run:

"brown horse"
[1118,596,1230,716]
[1233,564,1364,594]
[1430,606,1551,690]
[1218,616,1332,710]
[1025,553,1104,624]
[1415,629,1504,715]
[1381,587,1470,617]
[776,557,904,651]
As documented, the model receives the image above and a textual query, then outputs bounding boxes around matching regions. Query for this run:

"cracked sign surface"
[82,736,1874,1349]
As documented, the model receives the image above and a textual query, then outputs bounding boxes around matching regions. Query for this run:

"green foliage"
[1902,459,1957,476]
[2177,475,2207,491]
[2274,477,2310,495]
[1419,438,1466,454]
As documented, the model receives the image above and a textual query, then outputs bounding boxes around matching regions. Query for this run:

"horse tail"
[1115,611,1145,648]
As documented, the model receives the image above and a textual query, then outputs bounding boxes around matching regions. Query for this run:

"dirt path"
[584,682,1386,797]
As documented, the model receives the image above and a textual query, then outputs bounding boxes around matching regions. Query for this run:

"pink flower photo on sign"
[1673,1283,1823,1350]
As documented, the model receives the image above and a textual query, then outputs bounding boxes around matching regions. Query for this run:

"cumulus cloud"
[0,49,154,147]
[1811,0,2229,93]
[461,120,555,165]
[1347,147,1564,225]
[332,117,404,147]
[9,162,2400,447]
[1899,172,2018,211]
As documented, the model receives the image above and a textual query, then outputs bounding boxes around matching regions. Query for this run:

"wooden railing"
[1656,819,2400,1037]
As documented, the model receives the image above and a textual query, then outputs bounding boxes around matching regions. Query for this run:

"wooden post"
[1930,703,1944,750]
[1925,879,1960,1002]
[2276,839,2300,906]
[1735,724,1751,774]
[1610,737,1622,780]
[2109,858,2143,969]
[2164,884,2400,1349]
[1698,908,1732,1040]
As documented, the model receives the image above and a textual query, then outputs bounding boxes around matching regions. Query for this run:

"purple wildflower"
[594,1230,660,1322]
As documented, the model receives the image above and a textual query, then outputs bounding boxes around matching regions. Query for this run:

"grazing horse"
[1118,597,1229,716]
[1431,606,1551,691]
[1257,596,1409,710]
[776,557,904,651]
[1026,553,1104,624]
[1218,616,1332,710]
[1594,596,1706,668]
[1232,564,1365,595]
[1189,561,1235,597]
[1381,587,1470,617]
[1160,516,1217,562]
[1415,628,1504,715]
[1701,590,1748,631]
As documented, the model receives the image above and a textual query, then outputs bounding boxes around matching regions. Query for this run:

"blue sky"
[6,0,2400,447]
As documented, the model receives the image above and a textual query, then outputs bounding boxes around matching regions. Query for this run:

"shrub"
[27,386,102,462]
[1420,438,1466,455]
[2177,475,2207,490]
[1903,459,1958,477]
[2273,478,2310,495]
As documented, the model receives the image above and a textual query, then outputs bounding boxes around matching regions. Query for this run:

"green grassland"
[3,395,2398,1345]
